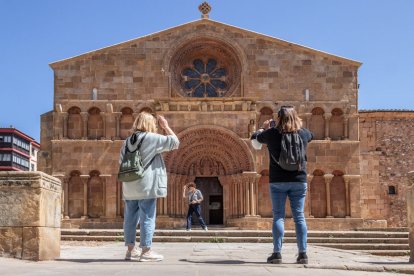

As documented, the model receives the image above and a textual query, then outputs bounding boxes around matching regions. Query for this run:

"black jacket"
[251,128,313,183]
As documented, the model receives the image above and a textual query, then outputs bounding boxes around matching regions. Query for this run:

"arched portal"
[163,126,255,225]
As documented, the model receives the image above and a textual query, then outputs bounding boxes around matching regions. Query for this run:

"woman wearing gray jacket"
[119,112,179,262]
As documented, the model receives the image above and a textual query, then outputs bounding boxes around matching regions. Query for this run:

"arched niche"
[67,106,82,139]
[330,108,344,141]
[258,170,272,218]
[309,107,325,140]
[88,107,103,139]
[310,169,326,218]
[120,107,134,139]
[258,107,274,129]
[68,170,84,218]
[87,170,104,218]
[330,170,346,218]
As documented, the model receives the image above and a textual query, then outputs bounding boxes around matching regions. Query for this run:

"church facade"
[40,9,408,230]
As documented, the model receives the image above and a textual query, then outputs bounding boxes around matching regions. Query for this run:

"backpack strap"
[125,132,147,154]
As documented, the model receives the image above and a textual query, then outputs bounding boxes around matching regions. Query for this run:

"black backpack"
[270,131,305,171]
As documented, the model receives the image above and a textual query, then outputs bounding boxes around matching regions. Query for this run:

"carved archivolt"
[164,126,254,175]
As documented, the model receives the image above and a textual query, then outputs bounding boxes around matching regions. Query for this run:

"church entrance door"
[194,177,223,225]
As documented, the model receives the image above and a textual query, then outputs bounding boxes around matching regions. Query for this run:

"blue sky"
[1,0,413,142]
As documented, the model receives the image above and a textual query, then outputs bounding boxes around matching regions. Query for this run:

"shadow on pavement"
[55,259,127,263]
[179,259,271,265]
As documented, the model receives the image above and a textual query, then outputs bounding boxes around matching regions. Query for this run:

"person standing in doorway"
[251,106,313,265]
[120,112,179,262]
[183,182,208,231]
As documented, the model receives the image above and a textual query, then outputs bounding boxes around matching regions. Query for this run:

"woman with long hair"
[251,106,313,264]
[120,112,179,262]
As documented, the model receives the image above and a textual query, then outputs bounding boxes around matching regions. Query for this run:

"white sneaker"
[203,227,208,231]
[186,228,192,231]
[139,249,164,262]
[125,247,141,261]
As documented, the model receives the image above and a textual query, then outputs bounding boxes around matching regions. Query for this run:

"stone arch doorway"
[162,126,256,226]
[194,177,223,225]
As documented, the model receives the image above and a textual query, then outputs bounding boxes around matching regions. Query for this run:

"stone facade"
[407,171,414,263]
[39,18,367,230]
[359,111,414,227]
[0,171,61,260]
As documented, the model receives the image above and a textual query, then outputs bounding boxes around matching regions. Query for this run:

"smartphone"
[270,119,276,128]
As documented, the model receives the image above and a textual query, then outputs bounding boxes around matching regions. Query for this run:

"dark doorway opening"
[194,177,223,225]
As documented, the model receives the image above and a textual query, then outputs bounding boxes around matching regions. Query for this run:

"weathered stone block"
[0,227,22,258]
[0,172,61,261]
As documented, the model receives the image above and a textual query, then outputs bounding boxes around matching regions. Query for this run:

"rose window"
[181,59,228,97]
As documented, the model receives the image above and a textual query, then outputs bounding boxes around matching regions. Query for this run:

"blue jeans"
[186,204,207,229]
[123,198,157,248]
[270,182,307,253]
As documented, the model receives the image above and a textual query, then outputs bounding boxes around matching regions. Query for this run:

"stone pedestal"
[407,171,414,263]
[0,172,61,261]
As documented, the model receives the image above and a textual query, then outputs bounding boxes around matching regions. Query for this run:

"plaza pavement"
[1,242,413,276]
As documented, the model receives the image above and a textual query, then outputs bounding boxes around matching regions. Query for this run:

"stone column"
[80,175,89,218]
[62,113,68,139]
[62,176,69,219]
[0,172,61,260]
[343,115,349,140]
[115,112,122,140]
[81,112,88,140]
[304,113,312,129]
[406,171,414,263]
[324,174,334,218]
[307,174,314,218]
[101,112,108,140]
[343,175,352,218]
[324,113,332,140]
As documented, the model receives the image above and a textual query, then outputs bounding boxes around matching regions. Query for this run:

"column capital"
[323,113,332,120]
[323,173,334,183]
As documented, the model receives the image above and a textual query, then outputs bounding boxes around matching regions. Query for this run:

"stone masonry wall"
[360,111,414,227]
[0,172,61,260]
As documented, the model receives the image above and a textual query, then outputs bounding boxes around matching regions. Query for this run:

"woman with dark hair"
[251,106,313,264]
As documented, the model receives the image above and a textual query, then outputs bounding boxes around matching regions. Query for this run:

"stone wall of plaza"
[39,19,367,230]
[359,111,414,227]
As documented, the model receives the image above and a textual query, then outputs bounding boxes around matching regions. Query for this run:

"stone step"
[61,234,408,245]
[359,250,410,256]
[315,243,410,251]
[61,229,409,239]
[355,227,408,232]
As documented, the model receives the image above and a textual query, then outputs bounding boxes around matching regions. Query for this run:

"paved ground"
[1,242,413,275]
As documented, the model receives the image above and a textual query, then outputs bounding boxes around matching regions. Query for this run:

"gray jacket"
[119,131,179,200]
